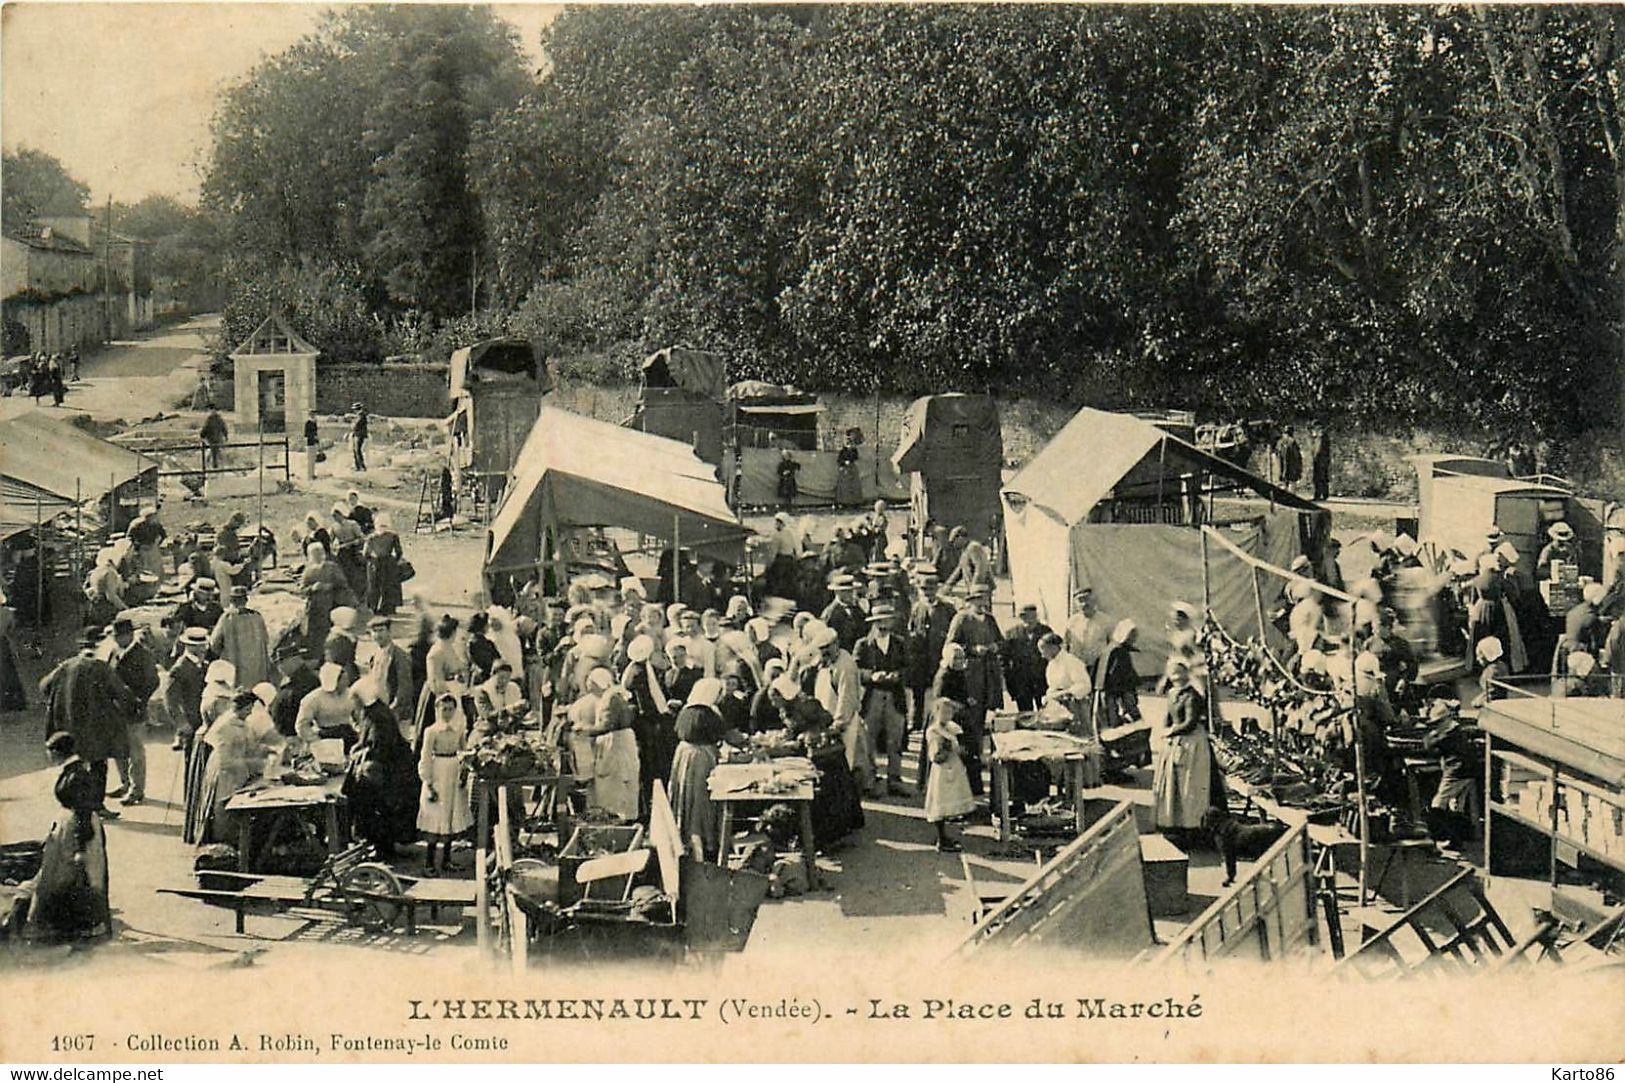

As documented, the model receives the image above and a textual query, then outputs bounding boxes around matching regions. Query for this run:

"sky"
[1,2,558,205]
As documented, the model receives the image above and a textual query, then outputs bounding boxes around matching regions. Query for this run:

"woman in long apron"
[199,690,267,844]
[590,668,641,822]
[184,659,238,844]
[1152,661,1222,838]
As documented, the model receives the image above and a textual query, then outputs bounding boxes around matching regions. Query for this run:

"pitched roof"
[485,404,748,572]
[229,314,318,357]
[0,411,157,504]
[1003,407,1320,524]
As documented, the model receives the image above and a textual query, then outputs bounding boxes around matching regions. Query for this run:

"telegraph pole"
[103,194,114,342]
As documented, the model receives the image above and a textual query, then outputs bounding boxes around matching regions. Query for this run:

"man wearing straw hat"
[820,572,866,653]
[856,602,912,797]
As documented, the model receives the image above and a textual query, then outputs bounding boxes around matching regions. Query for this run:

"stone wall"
[315,362,450,418]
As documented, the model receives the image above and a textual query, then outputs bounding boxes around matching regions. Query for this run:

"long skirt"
[834,462,863,507]
[594,729,641,822]
[366,557,402,615]
[1153,727,1216,831]
[808,745,864,845]
[417,754,472,837]
[197,760,255,845]
[25,813,110,942]
[924,751,976,823]
[668,741,720,857]
[182,739,212,844]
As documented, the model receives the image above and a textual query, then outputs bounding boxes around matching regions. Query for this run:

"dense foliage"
[2,147,90,232]
[197,4,1624,436]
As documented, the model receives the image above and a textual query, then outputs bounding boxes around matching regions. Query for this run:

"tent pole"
[1350,631,1368,905]
[1156,437,1166,522]
[73,479,82,614]
[672,514,681,605]
[35,492,44,628]
[1248,564,1279,776]
[1199,526,1216,737]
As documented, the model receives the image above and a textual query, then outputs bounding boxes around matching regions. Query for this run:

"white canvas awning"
[485,405,748,572]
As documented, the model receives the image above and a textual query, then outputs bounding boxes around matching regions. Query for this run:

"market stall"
[1002,407,1324,676]
[483,404,750,594]
[1479,691,1625,923]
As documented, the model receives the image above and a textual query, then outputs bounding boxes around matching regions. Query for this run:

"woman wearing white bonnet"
[585,666,639,821]
[1472,636,1508,708]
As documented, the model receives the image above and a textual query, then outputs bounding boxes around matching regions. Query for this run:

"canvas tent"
[484,405,748,577]
[1002,408,1323,672]
[893,393,1004,546]
[629,346,726,465]
[0,412,158,539]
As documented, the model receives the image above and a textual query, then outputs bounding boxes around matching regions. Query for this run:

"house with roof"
[1,212,153,356]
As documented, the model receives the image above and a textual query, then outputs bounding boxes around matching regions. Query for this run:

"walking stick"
[160,742,185,826]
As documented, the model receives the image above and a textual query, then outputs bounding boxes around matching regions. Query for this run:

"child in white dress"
[417,692,472,875]
[924,700,975,852]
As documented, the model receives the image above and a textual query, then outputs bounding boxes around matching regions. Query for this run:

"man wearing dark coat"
[164,628,209,750]
[40,630,136,815]
[819,574,866,653]
[1001,603,1053,712]
[108,618,160,806]
[944,585,1005,797]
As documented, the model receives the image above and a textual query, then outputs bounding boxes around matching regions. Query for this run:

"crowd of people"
[2,348,79,406]
[15,447,1625,946]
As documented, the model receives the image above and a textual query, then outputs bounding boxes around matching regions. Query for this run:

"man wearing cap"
[170,579,223,657]
[105,617,160,806]
[855,602,911,797]
[128,504,168,580]
[1364,608,1419,709]
[210,584,271,689]
[945,585,1004,797]
[1536,522,1578,583]
[360,616,415,723]
[1040,632,1093,731]
[474,659,527,722]
[764,513,803,601]
[820,574,866,654]
[270,640,320,740]
[907,567,956,778]
[165,627,210,751]
[1064,586,1114,672]
[349,403,369,471]
[40,629,135,818]
[1002,602,1053,713]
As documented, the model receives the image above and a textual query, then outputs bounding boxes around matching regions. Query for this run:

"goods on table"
[467,732,555,779]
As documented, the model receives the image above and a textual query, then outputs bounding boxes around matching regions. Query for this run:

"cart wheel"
[339,863,405,929]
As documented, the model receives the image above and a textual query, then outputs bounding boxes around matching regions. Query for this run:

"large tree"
[2,147,90,233]
[203,6,531,317]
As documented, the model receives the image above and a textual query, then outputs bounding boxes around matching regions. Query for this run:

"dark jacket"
[40,653,133,761]
[853,629,909,713]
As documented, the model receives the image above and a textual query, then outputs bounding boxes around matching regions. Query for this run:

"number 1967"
[52,1034,95,1052]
